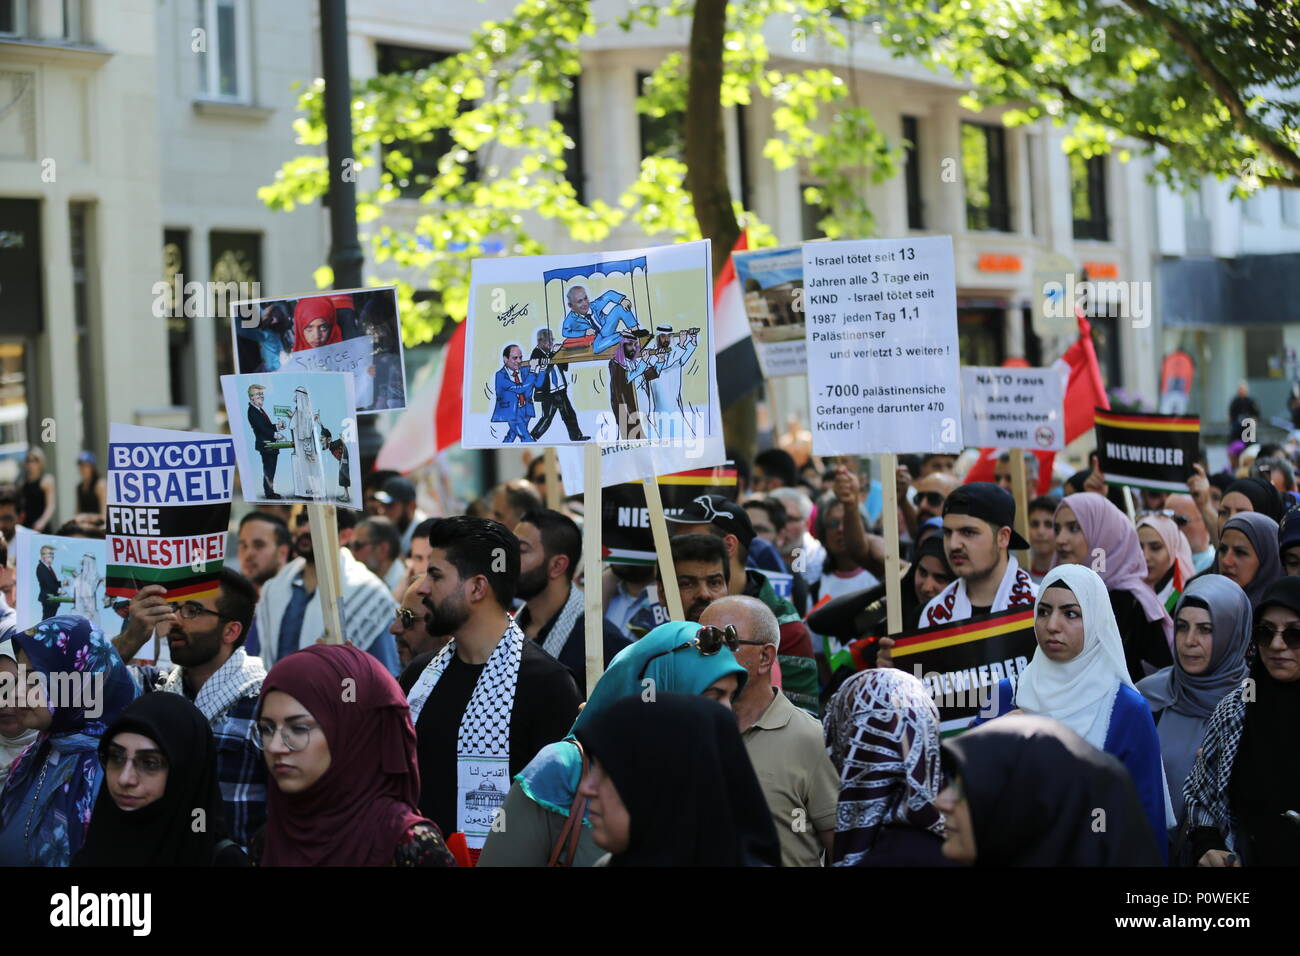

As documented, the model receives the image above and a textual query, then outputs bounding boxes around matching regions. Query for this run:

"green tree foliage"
[262,0,1299,343]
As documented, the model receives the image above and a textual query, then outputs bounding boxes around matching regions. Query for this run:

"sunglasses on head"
[635,624,767,681]
[1140,509,1188,527]
[1253,621,1300,650]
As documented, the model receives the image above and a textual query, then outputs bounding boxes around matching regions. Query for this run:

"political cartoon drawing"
[221,371,362,508]
[15,533,124,637]
[230,287,407,413]
[462,241,716,447]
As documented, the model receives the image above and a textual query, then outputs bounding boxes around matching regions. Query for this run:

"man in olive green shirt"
[700,596,838,866]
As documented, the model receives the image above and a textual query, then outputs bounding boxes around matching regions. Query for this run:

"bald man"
[700,596,837,866]
[906,472,960,538]
[1168,493,1215,573]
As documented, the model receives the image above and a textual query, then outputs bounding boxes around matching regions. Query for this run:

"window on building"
[1245,326,1285,379]
[1243,188,1272,224]
[1025,134,1040,237]
[801,183,828,240]
[962,122,1010,232]
[1070,153,1109,241]
[0,0,25,36]
[637,70,684,160]
[196,0,251,102]
[902,115,924,230]
[1283,189,1300,227]
[210,231,261,386]
[555,77,586,205]
[70,202,101,455]
[63,0,83,41]
[163,231,191,410]
[376,43,478,200]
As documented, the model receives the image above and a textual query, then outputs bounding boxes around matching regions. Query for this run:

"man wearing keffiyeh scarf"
[0,616,135,866]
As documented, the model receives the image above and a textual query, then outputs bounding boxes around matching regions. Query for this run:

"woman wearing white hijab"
[0,641,39,788]
[974,564,1171,861]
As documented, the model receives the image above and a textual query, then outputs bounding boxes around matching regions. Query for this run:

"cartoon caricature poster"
[14,532,125,637]
[460,240,717,448]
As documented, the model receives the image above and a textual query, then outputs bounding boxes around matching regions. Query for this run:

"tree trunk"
[685,0,739,279]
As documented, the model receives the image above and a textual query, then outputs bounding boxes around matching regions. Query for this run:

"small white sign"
[803,236,963,456]
[960,365,1065,451]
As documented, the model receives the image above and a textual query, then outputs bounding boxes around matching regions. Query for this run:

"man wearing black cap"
[915,482,1037,629]
[376,476,427,555]
[666,494,820,714]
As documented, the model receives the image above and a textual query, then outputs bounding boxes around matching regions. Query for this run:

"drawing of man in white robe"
[645,324,699,439]
[72,553,104,627]
[287,386,326,499]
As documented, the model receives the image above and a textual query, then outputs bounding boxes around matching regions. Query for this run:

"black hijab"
[574,693,781,867]
[1225,477,1285,523]
[941,714,1161,866]
[75,693,229,867]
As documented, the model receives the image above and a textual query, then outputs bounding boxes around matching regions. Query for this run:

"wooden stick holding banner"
[881,453,903,636]
[582,443,604,697]
[543,448,561,510]
[642,475,685,622]
[307,502,345,645]
[1009,451,1030,567]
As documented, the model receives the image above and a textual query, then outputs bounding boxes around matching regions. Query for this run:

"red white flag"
[375,320,466,473]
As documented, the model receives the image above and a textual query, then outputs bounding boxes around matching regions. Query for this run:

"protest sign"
[887,606,1038,734]
[462,240,716,447]
[803,236,963,457]
[1094,410,1201,492]
[960,365,1065,451]
[601,464,739,565]
[230,286,407,413]
[221,371,362,509]
[105,424,235,601]
[733,244,806,377]
[15,533,124,637]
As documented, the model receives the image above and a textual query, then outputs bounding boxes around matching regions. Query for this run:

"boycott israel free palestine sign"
[802,236,963,456]
[1094,409,1200,493]
[888,607,1038,735]
[105,424,236,601]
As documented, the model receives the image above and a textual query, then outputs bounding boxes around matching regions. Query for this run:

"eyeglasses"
[916,491,946,508]
[394,607,418,630]
[1253,622,1300,650]
[636,624,767,681]
[253,720,319,752]
[171,601,236,622]
[99,748,168,776]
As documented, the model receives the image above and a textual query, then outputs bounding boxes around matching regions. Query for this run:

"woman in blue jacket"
[975,563,1172,861]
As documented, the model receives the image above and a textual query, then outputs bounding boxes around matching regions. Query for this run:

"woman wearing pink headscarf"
[1137,513,1196,614]
[1053,492,1174,683]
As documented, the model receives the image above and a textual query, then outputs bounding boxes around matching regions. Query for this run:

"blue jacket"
[976,677,1169,863]
[562,289,624,339]
[492,367,538,422]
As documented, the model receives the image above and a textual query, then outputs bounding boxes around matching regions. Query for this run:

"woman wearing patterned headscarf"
[478,620,747,867]
[0,617,136,866]
[1214,511,1282,609]
[1137,576,1250,838]
[822,668,954,866]
[1053,492,1174,682]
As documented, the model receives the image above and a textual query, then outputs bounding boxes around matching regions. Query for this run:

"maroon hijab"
[259,645,428,866]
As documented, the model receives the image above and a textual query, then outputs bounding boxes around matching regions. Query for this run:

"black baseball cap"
[665,494,755,550]
[943,482,1031,551]
[374,476,416,505]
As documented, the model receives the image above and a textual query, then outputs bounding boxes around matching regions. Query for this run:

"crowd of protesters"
[0,398,1298,868]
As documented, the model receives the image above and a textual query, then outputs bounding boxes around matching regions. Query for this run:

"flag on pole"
[375,321,466,473]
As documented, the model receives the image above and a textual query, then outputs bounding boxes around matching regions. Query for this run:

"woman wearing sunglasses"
[1183,577,1300,867]
[478,620,748,867]
[1136,576,1251,844]
[75,693,247,866]
[253,644,455,866]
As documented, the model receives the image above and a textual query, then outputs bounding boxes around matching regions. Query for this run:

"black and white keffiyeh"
[160,647,266,721]
[1182,677,1249,851]
[541,585,585,661]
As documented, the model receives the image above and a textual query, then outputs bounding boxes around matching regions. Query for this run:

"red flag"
[434,321,466,454]
[962,310,1108,491]
[375,320,466,473]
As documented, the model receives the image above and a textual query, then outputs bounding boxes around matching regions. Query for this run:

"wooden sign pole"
[582,443,604,697]
[643,475,685,621]
[307,501,345,644]
[543,448,561,510]
[881,453,903,636]
[1009,452,1031,569]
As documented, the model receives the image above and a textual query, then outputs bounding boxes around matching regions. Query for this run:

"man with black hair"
[0,531,14,641]
[490,479,543,528]
[628,533,730,636]
[513,509,629,697]
[237,511,291,590]
[391,515,439,600]
[754,448,798,491]
[254,508,399,673]
[353,515,406,593]
[0,490,24,544]
[115,567,267,849]
[403,516,580,859]
[1026,494,1059,584]
[375,476,427,554]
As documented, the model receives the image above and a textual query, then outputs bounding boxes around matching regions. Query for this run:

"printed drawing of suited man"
[247,383,284,498]
[491,343,541,443]
[530,328,590,442]
[561,285,642,355]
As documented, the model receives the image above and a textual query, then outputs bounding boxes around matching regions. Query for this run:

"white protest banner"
[105,424,235,601]
[280,336,377,410]
[803,236,963,456]
[960,365,1065,451]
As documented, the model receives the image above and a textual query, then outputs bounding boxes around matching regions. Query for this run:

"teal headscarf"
[516,620,748,817]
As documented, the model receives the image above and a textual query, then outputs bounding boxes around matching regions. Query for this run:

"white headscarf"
[1014,564,1136,750]
[0,639,39,787]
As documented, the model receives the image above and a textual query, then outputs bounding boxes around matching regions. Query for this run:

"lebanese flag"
[963,309,1109,490]
[714,232,765,408]
[375,320,466,473]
